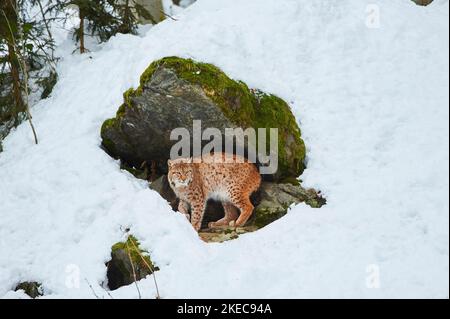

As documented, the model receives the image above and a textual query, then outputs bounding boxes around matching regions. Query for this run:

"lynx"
[167,152,261,231]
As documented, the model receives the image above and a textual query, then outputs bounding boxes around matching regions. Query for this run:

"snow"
[0,0,448,298]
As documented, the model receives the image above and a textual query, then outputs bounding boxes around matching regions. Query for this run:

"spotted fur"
[167,153,261,231]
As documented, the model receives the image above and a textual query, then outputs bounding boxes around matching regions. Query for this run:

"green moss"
[100,88,136,156]
[111,236,157,272]
[100,118,118,154]
[117,103,126,117]
[101,118,117,134]
[107,235,159,290]
[279,177,300,186]
[137,57,256,125]
[224,228,234,234]
[252,93,306,176]
[251,207,288,229]
[101,91,131,140]
[305,195,327,208]
[122,89,135,110]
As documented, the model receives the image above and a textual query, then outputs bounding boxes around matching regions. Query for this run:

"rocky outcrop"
[106,236,158,290]
[101,57,306,182]
[250,182,326,228]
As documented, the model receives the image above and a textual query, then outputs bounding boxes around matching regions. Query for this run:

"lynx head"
[167,158,193,189]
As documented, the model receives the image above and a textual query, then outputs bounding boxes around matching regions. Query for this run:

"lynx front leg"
[190,198,206,232]
[178,200,190,221]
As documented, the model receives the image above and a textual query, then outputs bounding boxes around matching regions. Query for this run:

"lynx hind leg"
[178,200,190,221]
[208,202,239,229]
[231,196,254,227]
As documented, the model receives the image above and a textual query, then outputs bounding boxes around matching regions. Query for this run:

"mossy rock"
[106,236,158,290]
[14,281,43,298]
[246,182,325,229]
[101,56,306,181]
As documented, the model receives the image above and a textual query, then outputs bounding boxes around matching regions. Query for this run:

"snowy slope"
[0,0,448,298]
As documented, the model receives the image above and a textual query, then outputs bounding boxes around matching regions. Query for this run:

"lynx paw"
[208,222,217,229]
[229,220,236,227]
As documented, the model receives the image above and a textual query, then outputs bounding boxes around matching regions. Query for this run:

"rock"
[134,0,165,24]
[248,182,326,229]
[411,0,433,6]
[14,281,43,298]
[106,236,158,290]
[199,226,257,243]
[101,56,306,181]
[149,175,178,210]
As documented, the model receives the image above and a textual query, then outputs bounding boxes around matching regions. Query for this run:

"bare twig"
[126,238,142,299]
[84,278,100,299]
[36,0,55,64]
[160,10,177,21]
[129,237,161,299]
[100,285,114,299]
[20,60,39,144]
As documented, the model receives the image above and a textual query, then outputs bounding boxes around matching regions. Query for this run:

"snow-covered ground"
[0,0,448,298]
